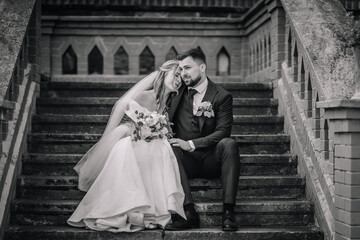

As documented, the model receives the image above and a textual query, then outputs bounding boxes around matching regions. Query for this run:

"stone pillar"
[268,0,286,80]
[319,100,360,240]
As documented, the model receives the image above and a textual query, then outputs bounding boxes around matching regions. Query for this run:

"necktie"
[188,88,198,114]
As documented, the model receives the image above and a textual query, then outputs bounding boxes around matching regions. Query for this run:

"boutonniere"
[196,101,214,118]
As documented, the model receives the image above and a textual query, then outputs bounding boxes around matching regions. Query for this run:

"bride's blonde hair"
[153,60,179,111]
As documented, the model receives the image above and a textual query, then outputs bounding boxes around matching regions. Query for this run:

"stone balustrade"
[0,0,41,238]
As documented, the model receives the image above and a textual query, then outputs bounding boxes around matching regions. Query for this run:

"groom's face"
[178,56,203,87]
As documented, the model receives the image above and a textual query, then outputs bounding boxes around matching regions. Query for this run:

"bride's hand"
[168,138,192,152]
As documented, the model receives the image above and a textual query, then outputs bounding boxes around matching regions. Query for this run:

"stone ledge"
[317,99,360,109]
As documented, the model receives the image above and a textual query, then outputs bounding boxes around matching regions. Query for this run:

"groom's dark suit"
[169,78,240,205]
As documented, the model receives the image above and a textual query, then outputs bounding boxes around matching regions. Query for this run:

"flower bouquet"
[131,110,173,142]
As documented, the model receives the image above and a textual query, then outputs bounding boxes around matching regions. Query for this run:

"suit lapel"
[169,85,186,122]
[199,79,218,131]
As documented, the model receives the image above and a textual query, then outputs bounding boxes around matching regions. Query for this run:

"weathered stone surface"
[40,81,273,98]
[11,199,313,227]
[0,0,35,101]
[281,0,356,100]
[5,226,324,240]
[31,114,284,134]
[16,175,305,201]
[36,97,279,115]
[27,133,290,154]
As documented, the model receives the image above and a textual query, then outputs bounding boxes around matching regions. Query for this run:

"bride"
[67,60,186,232]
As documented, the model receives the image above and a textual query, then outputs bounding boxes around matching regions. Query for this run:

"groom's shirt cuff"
[188,140,196,152]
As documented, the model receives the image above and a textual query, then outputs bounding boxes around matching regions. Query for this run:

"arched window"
[139,46,155,75]
[217,47,230,76]
[88,45,103,74]
[114,46,129,75]
[62,45,77,74]
[166,47,178,61]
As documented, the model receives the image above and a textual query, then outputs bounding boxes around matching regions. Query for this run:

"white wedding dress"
[67,100,185,232]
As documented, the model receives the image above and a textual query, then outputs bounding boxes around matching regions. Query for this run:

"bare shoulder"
[134,90,157,111]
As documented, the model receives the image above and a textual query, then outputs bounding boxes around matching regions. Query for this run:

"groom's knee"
[217,138,240,166]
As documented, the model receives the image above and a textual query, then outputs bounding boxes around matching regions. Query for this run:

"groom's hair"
[177,47,206,65]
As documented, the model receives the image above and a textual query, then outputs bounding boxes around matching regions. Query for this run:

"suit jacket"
[169,78,233,149]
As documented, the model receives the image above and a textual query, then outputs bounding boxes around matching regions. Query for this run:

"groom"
[168,48,240,231]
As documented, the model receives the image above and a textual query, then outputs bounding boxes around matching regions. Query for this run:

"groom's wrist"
[188,140,196,152]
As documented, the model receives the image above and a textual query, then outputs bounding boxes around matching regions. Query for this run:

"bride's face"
[164,67,182,92]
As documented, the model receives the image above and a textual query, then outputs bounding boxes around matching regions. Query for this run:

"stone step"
[36,97,278,116]
[5,225,323,240]
[32,114,284,134]
[27,133,290,154]
[40,82,274,99]
[10,199,313,227]
[22,153,296,176]
[16,175,305,201]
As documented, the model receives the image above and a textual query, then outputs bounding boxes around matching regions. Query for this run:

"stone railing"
[242,0,272,82]
[274,0,360,239]
[340,0,360,12]
[0,0,41,237]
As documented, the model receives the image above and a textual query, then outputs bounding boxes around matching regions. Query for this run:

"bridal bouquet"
[131,110,173,142]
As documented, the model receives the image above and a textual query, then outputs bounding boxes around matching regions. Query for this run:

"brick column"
[268,0,286,80]
[319,100,360,240]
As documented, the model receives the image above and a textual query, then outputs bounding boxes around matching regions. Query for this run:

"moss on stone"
[0,0,35,100]
[281,0,356,100]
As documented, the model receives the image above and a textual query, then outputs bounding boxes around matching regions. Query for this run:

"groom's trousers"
[172,138,240,205]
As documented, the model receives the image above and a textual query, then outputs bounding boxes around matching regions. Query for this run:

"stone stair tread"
[33,114,284,123]
[5,225,323,240]
[24,153,297,165]
[37,97,277,106]
[17,175,305,187]
[41,81,273,90]
[28,133,290,142]
[12,199,312,213]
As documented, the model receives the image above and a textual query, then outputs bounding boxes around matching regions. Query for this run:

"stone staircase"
[5,81,323,239]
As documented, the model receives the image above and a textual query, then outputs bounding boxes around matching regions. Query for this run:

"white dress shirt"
[187,78,209,151]
[189,78,208,115]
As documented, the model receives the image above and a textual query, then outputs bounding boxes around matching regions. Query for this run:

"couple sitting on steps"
[67,48,240,232]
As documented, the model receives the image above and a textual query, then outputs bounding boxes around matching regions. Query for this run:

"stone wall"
[41,16,247,80]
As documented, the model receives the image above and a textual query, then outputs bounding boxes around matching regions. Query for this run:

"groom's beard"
[183,74,201,87]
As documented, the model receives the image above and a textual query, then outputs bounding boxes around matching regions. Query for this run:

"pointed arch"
[217,47,230,76]
[314,93,321,138]
[62,45,77,74]
[287,28,292,67]
[268,35,271,67]
[323,119,329,160]
[300,59,305,99]
[139,46,155,75]
[88,45,103,74]
[306,73,313,118]
[165,47,178,61]
[293,42,298,82]
[114,46,129,75]
[264,36,267,68]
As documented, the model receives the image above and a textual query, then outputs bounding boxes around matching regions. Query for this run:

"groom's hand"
[169,138,192,152]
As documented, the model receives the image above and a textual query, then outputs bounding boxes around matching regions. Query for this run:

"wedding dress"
[67,71,185,232]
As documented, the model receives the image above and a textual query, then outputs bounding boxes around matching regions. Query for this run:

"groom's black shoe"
[222,210,238,231]
[165,210,200,230]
